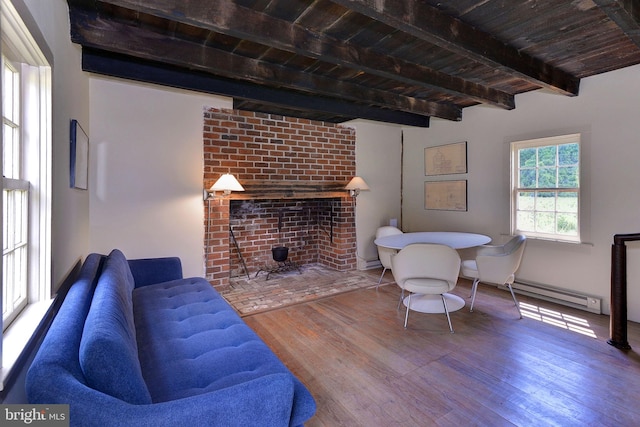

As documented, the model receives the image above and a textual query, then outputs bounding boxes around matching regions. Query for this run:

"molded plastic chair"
[460,235,526,318]
[375,226,403,289]
[391,243,461,332]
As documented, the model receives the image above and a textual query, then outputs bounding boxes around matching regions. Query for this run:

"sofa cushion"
[128,256,183,288]
[133,277,297,403]
[79,249,152,404]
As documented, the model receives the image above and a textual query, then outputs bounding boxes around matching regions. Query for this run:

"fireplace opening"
[229,198,343,279]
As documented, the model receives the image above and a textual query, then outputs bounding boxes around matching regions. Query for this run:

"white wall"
[347,120,403,268]
[402,64,640,321]
[89,77,232,277]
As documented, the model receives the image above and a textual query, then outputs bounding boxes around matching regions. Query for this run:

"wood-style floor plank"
[244,278,640,427]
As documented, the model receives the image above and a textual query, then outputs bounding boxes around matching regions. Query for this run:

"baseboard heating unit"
[362,259,382,270]
[505,280,602,314]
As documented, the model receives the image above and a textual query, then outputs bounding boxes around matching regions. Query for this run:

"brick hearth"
[203,108,357,290]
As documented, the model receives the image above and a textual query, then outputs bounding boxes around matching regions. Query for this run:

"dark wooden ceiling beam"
[330,0,581,97]
[88,0,515,110]
[68,6,461,121]
[593,0,640,47]
[81,48,432,127]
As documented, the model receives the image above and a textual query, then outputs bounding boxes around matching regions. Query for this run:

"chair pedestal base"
[403,293,465,313]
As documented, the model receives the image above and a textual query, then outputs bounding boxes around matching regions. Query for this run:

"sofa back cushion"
[79,249,152,404]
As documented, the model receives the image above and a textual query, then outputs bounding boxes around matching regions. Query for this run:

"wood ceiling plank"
[64,0,640,126]
[330,0,581,96]
[90,36,453,120]
[69,8,458,120]
[592,0,640,47]
[81,48,433,127]
[91,0,515,109]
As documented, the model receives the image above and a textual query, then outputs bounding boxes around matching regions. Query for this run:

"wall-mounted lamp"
[345,176,370,197]
[204,173,245,200]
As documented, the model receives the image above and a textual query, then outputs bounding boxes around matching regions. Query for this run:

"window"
[511,134,580,242]
[3,57,29,327]
[1,0,51,354]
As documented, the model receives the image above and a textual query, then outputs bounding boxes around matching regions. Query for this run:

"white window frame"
[1,0,52,388]
[3,58,28,327]
[510,133,581,243]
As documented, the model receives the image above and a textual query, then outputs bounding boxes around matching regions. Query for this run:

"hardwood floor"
[243,277,640,427]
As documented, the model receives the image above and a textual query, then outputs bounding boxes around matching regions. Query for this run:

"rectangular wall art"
[424,141,467,176]
[425,180,467,211]
[70,119,89,190]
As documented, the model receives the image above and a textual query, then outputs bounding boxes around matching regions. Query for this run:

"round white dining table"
[374,231,491,250]
[374,231,491,314]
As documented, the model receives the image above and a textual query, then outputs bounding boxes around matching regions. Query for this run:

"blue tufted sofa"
[26,249,316,426]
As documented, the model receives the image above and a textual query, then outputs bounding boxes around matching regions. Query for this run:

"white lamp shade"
[345,176,370,191]
[210,173,245,192]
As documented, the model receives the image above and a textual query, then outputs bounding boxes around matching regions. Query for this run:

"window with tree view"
[511,134,580,242]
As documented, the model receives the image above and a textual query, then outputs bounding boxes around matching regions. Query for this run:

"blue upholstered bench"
[26,249,315,426]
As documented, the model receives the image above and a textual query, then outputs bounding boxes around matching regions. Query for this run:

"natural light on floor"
[519,301,597,338]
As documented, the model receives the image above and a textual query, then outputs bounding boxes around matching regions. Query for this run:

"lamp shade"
[345,176,370,191]
[210,173,245,192]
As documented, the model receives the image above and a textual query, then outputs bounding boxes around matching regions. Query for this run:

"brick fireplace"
[203,108,357,290]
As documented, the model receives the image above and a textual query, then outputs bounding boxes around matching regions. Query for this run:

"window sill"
[502,233,593,246]
[529,237,593,246]
[1,299,53,391]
